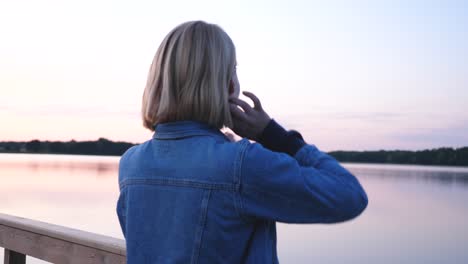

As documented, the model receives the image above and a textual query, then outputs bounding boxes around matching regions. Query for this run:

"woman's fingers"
[242,91,262,110]
[229,91,270,140]
[229,98,253,114]
[229,103,248,120]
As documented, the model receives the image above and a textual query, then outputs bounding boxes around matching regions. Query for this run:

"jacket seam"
[116,186,128,236]
[191,189,211,264]
[119,178,236,191]
[235,140,255,223]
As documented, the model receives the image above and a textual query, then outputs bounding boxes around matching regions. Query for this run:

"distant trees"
[0,138,135,156]
[1,139,467,166]
[328,147,468,166]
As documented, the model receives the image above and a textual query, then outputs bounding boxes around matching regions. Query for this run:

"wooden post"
[4,248,26,264]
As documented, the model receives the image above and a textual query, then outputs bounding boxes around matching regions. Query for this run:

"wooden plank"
[0,224,125,264]
[0,213,125,255]
[4,248,26,264]
[0,213,126,264]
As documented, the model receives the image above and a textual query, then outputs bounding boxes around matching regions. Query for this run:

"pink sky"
[1,0,467,151]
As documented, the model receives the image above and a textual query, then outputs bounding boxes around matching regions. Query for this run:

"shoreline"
[1,151,467,168]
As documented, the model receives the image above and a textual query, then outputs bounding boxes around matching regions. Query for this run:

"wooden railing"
[0,213,126,264]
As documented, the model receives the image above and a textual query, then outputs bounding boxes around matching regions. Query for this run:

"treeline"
[0,138,135,156]
[1,139,467,166]
[328,147,468,167]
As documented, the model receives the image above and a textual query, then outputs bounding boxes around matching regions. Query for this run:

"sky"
[0,0,467,151]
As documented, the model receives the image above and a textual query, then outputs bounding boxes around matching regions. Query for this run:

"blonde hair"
[142,21,236,131]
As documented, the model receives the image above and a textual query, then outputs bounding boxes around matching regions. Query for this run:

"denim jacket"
[116,119,368,263]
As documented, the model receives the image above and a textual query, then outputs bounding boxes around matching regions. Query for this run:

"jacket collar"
[153,120,229,141]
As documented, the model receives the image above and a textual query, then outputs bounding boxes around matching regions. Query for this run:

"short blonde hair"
[142,21,236,131]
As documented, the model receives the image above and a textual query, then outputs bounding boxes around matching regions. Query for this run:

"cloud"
[390,120,468,149]
[1,104,138,118]
[326,112,405,122]
[276,111,407,128]
[274,111,468,150]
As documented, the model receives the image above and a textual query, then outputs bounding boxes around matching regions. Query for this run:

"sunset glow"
[1,0,467,151]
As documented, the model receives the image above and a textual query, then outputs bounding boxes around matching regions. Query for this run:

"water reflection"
[1,153,119,176]
[345,163,468,187]
[0,154,467,264]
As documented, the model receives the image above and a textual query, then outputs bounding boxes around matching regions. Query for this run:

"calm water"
[1,153,468,264]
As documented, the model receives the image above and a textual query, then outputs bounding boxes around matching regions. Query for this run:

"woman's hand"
[229,91,271,141]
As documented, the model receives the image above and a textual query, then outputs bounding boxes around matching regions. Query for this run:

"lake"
[1,153,468,264]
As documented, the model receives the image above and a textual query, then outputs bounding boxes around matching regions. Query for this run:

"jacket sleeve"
[237,120,368,224]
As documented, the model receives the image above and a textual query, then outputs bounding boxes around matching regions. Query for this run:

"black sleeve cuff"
[256,119,306,156]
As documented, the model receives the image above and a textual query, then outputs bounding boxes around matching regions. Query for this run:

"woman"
[116,20,368,264]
